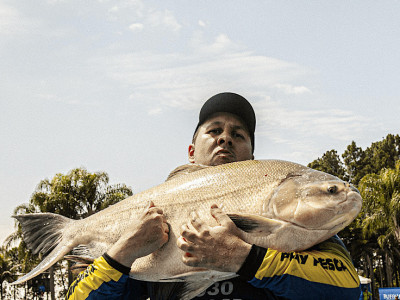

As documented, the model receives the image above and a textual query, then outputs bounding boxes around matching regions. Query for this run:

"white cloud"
[147,9,181,32]
[274,83,312,95]
[97,48,311,106]
[190,32,242,55]
[257,98,367,139]
[148,107,162,115]
[210,34,234,52]
[109,6,119,13]
[253,97,369,163]
[83,30,369,164]
[198,20,206,27]
[104,3,180,32]
[0,3,28,35]
[46,0,67,4]
[129,23,144,31]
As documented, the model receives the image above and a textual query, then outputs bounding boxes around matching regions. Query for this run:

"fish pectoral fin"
[64,254,95,264]
[178,280,215,300]
[147,282,186,300]
[166,164,209,181]
[228,213,285,234]
[160,271,237,300]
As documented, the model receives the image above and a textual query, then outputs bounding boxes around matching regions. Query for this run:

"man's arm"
[66,201,169,300]
[177,205,361,300]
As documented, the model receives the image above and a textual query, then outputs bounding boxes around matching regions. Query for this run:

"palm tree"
[0,250,13,300]
[359,160,400,287]
[9,167,133,299]
[359,161,400,245]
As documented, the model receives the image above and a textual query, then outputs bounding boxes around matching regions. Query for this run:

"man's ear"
[188,144,195,163]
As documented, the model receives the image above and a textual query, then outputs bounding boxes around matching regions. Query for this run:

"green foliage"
[30,167,133,219]
[308,149,347,181]
[6,167,133,296]
[308,133,400,289]
[309,134,400,185]
[365,134,400,174]
[342,141,368,185]
[0,248,16,282]
[359,161,400,246]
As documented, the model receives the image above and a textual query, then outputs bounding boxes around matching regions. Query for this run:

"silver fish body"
[13,160,362,298]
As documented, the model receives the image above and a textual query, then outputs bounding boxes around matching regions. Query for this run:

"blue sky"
[1,0,400,244]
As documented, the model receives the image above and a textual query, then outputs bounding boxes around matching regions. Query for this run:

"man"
[362,287,372,300]
[67,92,361,299]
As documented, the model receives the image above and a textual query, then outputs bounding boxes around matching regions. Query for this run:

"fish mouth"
[288,216,350,231]
[345,189,363,206]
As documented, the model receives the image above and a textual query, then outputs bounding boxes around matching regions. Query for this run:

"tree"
[31,168,133,219]
[363,134,400,176]
[359,160,400,246]
[0,249,15,300]
[307,149,347,180]
[358,161,400,287]
[342,141,368,185]
[308,134,400,294]
[9,167,133,298]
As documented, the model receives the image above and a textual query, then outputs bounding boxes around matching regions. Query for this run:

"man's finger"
[176,236,193,251]
[181,224,196,243]
[190,211,205,231]
[163,222,170,233]
[210,204,232,226]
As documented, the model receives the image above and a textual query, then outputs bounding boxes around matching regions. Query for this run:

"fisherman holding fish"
[64,92,361,299]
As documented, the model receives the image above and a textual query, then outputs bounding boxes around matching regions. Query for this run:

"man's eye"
[208,128,222,134]
[233,132,244,139]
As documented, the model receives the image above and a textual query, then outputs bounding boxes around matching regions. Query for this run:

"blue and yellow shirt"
[66,236,361,300]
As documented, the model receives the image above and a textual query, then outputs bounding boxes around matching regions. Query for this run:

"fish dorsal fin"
[166,164,209,181]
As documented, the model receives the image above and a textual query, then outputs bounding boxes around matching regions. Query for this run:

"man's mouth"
[216,149,234,157]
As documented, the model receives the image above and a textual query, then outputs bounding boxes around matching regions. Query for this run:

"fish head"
[269,169,362,232]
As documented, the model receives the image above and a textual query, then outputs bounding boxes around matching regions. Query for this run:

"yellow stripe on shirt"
[254,242,360,289]
[66,256,124,300]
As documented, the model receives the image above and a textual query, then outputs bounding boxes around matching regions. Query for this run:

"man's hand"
[107,201,169,267]
[177,204,252,273]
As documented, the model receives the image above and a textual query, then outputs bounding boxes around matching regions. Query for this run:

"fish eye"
[327,185,337,194]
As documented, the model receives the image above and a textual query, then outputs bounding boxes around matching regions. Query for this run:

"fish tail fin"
[12,213,75,284]
[12,243,72,285]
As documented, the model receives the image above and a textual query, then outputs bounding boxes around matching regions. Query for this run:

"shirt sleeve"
[65,255,132,300]
[237,237,361,300]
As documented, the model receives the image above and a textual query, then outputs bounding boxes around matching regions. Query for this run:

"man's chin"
[212,155,235,166]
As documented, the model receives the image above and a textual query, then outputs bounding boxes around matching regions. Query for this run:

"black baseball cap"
[193,92,256,153]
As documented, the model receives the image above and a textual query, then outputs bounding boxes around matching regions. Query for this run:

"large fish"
[13,160,362,299]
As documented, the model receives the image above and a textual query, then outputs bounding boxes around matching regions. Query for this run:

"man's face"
[188,112,253,166]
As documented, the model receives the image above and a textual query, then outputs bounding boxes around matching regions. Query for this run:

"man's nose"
[217,134,233,146]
